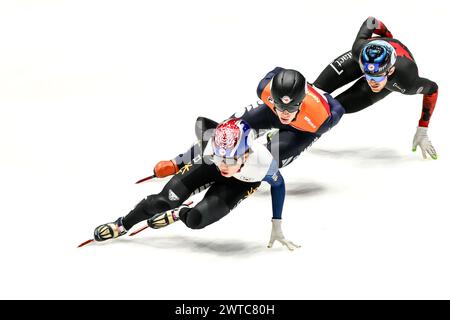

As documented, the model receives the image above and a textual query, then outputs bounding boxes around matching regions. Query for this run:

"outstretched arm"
[263,162,299,251]
[411,78,439,159]
[415,78,439,128]
[264,169,285,220]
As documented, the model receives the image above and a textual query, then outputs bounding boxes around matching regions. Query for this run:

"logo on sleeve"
[393,83,406,93]
[330,52,353,75]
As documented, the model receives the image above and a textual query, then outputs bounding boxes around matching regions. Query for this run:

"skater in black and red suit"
[313,17,439,159]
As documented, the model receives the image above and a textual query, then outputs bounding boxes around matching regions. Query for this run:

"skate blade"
[77,239,94,248]
[128,200,194,237]
[129,225,149,237]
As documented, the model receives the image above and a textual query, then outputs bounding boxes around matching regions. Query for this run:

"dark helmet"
[359,40,397,76]
[271,69,307,113]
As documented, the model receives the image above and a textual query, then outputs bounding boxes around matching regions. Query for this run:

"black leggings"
[122,161,260,230]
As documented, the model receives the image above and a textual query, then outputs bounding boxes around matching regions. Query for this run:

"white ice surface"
[0,0,449,299]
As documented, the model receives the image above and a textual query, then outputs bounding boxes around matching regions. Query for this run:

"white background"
[0,0,449,299]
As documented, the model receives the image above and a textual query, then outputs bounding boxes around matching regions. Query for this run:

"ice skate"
[148,204,190,229]
[94,217,127,242]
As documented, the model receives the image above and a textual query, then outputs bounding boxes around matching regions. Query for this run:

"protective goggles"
[364,73,388,83]
[212,154,243,166]
[274,103,301,113]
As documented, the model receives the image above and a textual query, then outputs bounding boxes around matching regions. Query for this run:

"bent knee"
[182,208,205,229]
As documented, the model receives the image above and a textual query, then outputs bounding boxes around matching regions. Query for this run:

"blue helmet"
[212,118,254,159]
[359,40,397,76]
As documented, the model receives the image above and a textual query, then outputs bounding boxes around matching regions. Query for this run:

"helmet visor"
[212,155,242,166]
[274,102,301,113]
[364,73,388,83]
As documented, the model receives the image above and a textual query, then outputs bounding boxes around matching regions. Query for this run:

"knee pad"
[179,195,230,230]
[179,207,204,230]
